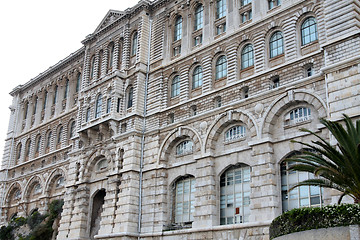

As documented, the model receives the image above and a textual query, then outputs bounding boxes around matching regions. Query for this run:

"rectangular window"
[173,45,181,56]
[216,0,227,19]
[194,35,203,46]
[216,23,226,35]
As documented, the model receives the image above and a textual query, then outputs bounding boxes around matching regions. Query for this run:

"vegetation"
[269,204,360,239]
[286,115,360,203]
[0,199,63,240]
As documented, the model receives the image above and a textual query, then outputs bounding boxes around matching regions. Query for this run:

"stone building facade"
[0,0,359,239]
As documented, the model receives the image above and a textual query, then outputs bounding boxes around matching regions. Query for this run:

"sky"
[0,0,140,164]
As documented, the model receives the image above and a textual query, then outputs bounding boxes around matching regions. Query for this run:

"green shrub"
[269,204,360,239]
[0,199,64,240]
[27,211,46,230]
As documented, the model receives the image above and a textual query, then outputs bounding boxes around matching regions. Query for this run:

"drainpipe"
[138,14,153,237]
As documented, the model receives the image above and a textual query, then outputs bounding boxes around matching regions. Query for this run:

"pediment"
[94,10,124,33]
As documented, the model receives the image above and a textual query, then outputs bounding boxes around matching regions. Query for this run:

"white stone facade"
[0,0,359,239]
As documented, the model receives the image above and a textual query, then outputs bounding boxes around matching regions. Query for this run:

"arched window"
[281,152,322,211]
[46,131,52,149]
[241,44,254,69]
[171,76,180,98]
[35,136,41,154]
[13,189,21,201]
[225,126,246,142]
[16,143,22,161]
[69,121,76,139]
[106,98,111,113]
[216,0,226,19]
[127,87,133,109]
[192,66,203,89]
[64,79,69,99]
[86,108,91,122]
[220,164,251,225]
[285,107,311,125]
[90,56,96,79]
[194,4,203,31]
[174,177,196,224]
[174,16,183,41]
[53,85,58,104]
[33,97,38,115]
[56,176,65,188]
[176,140,193,156]
[301,17,318,46]
[108,43,115,68]
[57,126,63,145]
[96,159,108,171]
[131,32,138,56]
[33,184,42,195]
[24,102,28,120]
[25,140,31,158]
[215,56,227,80]
[95,94,102,118]
[43,91,48,110]
[270,31,284,58]
[76,73,81,93]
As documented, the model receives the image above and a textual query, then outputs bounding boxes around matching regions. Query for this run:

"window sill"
[284,119,312,129]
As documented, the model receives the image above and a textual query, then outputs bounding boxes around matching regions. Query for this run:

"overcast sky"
[0,0,140,165]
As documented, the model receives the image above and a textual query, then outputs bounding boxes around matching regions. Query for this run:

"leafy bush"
[27,211,47,230]
[0,199,64,240]
[270,204,360,239]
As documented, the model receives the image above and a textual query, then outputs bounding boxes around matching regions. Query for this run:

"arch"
[260,90,328,136]
[157,126,202,165]
[204,109,258,154]
[44,168,67,195]
[5,182,23,204]
[82,149,114,180]
[23,175,44,200]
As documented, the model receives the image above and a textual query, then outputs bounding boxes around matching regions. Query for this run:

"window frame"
[192,66,203,89]
[175,140,193,156]
[215,55,227,80]
[131,32,138,56]
[281,156,323,212]
[174,16,183,42]
[301,17,318,46]
[225,125,246,142]
[127,87,134,109]
[171,75,180,98]
[174,177,196,224]
[95,94,102,118]
[241,44,254,70]
[269,31,284,58]
[216,0,227,19]
[194,4,203,31]
[220,164,251,225]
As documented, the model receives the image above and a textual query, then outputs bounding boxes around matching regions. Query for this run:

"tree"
[286,115,360,203]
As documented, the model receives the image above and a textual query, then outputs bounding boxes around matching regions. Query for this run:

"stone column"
[66,185,90,239]
[249,142,280,222]
[193,156,217,228]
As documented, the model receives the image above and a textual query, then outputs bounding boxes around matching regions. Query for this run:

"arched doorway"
[90,189,106,239]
